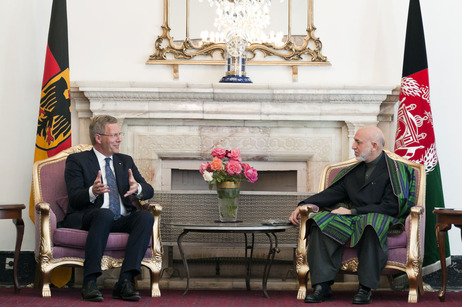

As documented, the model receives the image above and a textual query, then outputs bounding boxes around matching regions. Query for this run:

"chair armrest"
[407,205,425,265]
[35,202,54,262]
[143,202,163,264]
[297,204,319,251]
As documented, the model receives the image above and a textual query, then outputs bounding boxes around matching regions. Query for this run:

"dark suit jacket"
[300,153,399,218]
[63,149,154,229]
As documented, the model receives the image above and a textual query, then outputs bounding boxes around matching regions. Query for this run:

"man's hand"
[289,207,301,226]
[124,169,139,197]
[331,207,352,215]
[92,171,109,196]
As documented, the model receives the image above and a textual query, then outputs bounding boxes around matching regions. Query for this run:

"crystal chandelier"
[198,0,284,83]
[200,0,283,45]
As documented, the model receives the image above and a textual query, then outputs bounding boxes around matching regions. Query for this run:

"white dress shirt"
[88,149,128,216]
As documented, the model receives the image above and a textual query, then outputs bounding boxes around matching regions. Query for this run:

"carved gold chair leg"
[150,266,161,297]
[150,275,161,297]
[295,246,310,300]
[143,262,161,297]
[41,270,52,298]
[405,267,421,303]
[296,268,309,299]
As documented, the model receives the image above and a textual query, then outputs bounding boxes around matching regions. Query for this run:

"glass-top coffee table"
[165,222,294,298]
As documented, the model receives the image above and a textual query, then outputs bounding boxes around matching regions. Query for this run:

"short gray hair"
[89,115,118,145]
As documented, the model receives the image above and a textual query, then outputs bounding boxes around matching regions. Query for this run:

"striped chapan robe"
[307,152,417,249]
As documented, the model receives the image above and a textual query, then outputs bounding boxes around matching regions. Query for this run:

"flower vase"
[216,181,240,222]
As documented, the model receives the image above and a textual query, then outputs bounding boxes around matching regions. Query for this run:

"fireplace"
[71,82,399,194]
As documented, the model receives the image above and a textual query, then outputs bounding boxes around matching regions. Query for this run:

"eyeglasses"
[97,132,124,138]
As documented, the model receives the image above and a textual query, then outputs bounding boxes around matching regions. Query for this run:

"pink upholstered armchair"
[32,144,163,298]
[295,150,426,303]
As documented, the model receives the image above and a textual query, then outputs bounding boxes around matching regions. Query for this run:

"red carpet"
[0,288,459,306]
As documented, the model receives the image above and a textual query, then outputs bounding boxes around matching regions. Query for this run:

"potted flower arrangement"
[200,147,258,222]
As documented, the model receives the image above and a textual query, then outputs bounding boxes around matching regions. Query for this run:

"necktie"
[105,157,121,219]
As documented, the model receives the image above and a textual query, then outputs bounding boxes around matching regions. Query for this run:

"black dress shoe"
[352,286,372,304]
[112,279,141,301]
[81,280,103,302]
[304,283,332,303]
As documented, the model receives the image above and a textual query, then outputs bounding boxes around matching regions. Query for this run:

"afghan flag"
[394,0,450,267]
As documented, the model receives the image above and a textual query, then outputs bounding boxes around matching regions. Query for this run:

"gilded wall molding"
[146,0,330,80]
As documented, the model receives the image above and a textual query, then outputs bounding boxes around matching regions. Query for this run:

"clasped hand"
[92,169,138,197]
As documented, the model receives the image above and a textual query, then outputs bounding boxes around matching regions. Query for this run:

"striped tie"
[105,157,121,219]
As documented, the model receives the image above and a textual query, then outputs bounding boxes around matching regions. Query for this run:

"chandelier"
[199,0,283,45]
[197,0,285,83]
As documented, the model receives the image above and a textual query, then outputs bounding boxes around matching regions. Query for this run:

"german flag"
[29,0,71,223]
[30,0,72,287]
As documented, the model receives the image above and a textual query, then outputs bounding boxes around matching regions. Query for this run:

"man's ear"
[94,134,102,144]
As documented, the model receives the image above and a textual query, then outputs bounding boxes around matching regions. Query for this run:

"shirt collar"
[93,148,112,163]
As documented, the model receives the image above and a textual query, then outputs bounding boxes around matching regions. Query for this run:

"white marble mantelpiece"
[71,83,399,192]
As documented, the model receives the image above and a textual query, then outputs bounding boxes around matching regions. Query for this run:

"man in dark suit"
[289,126,416,305]
[62,115,154,302]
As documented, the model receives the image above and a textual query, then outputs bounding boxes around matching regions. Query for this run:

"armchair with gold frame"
[295,150,426,303]
[32,144,163,298]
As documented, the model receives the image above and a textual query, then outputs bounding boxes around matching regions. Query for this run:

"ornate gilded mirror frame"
[147,0,330,81]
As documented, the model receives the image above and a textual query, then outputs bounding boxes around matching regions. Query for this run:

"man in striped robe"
[289,126,416,304]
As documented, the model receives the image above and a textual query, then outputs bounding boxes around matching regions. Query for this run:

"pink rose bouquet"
[200,147,258,189]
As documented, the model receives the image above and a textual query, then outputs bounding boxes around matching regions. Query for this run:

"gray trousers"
[307,224,388,289]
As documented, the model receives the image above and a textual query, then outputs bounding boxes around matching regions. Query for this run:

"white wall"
[1,0,461,255]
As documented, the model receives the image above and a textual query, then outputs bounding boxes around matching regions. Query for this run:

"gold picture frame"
[147,0,329,80]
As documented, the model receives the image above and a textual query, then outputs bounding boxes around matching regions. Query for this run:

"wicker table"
[0,204,25,293]
[167,222,294,298]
